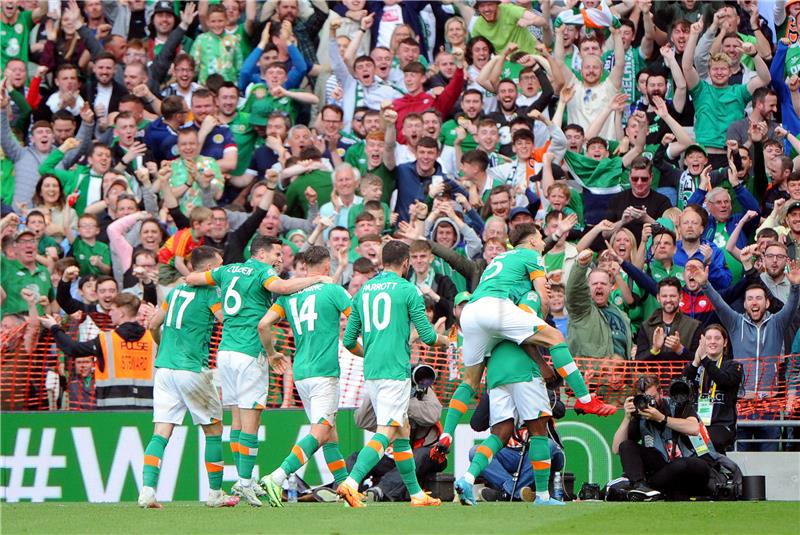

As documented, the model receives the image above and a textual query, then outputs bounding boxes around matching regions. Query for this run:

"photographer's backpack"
[706,454,743,500]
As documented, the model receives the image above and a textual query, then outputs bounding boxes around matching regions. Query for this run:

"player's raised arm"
[148,301,167,345]
[265,274,333,295]
[186,270,215,286]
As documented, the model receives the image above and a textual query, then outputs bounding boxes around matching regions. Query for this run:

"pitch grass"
[2,501,798,534]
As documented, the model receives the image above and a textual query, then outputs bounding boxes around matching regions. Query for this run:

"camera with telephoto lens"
[633,394,657,411]
[669,376,695,405]
[411,363,436,400]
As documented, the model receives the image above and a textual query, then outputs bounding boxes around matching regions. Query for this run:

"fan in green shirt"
[1,232,54,318]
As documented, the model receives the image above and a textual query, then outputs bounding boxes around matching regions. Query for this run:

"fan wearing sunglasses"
[607,157,673,239]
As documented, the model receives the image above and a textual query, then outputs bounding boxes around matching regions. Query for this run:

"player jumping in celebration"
[337,240,449,508]
[256,246,353,507]
[138,246,240,509]
[433,223,616,460]
[456,288,566,507]
[186,236,333,507]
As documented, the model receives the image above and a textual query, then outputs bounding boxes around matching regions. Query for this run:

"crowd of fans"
[1,0,799,452]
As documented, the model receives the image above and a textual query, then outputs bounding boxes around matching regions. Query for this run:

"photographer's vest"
[96,330,156,409]
[638,400,711,462]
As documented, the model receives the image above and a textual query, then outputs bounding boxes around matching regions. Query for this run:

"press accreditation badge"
[698,396,713,426]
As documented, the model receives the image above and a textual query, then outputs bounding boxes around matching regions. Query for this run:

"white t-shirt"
[94,84,113,113]
[377,4,403,49]
[565,78,618,141]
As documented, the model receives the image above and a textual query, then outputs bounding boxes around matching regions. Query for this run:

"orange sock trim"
[327,459,346,472]
[531,460,551,470]
[144,455,161,468]
[393,450,413,462]
[366,439,384,454]
[291,445,307,464]
[449,399,468,413]
[205,461,224,473]
[476,445,494,460]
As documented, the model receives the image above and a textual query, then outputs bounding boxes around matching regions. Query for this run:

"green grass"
[2,501,799,535]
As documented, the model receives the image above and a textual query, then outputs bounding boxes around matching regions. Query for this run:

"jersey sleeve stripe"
[529,270,545,280]
[342,306,352,317]
[161,301,169,311]
[270,303,286,318]
[210,302,222,313]
[263,276,279,289]
[204,271,215,285]
[518,304,533,314]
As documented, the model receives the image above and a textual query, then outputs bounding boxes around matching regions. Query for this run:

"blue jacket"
[674,240,732,289]
[771,42,800,150]
[395,161,443,222]
[687,183,761,248]
[239,44,308,92]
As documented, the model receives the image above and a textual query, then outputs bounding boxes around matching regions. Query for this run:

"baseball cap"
[15,229,35,242]
[685,144,707,157]
[454,291,472,306]
[153,1,175,15]
[508,207,533,222]
[786,200,800,213]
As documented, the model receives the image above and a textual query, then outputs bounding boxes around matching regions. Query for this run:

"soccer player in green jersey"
[138,246,239,509]
[434,223,616,460]
[455,289,566,507]
[338,240,448,508]
[255,246,353,507]
[186,236,332,507]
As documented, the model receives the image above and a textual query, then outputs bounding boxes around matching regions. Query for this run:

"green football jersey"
[209,258,280,358]
[156,284,222,372]
[343,271,438,381]
[272,283,352,381]
[486,290,542,389]
[470,248,545,302]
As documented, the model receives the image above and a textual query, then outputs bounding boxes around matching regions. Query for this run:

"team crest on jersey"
[254,87,267,99]
[171,145,178,156]
[232,124,245,133]
[213,134,224,144]
[14,23,23,34]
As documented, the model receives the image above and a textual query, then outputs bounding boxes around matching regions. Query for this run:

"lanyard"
[699,356,723,399]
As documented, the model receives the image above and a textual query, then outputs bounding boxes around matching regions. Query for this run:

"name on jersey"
[228,265,254,275]
[363,281,399,291]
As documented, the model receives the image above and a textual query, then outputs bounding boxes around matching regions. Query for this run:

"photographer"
[612,375,712,501]
[683,325,743,453]
[348,363,446,502]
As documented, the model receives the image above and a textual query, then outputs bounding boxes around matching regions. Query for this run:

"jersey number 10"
[362,292,391,332]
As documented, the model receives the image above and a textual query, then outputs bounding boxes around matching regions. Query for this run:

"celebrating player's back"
[338,240,447,508]
[186,235,332,507]
[139,246,238,509]
[257,246,352,506]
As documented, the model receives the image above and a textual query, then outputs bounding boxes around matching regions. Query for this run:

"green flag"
[564,151,624,195]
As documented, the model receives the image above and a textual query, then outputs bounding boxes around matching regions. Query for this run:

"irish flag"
[554,0,620,29]
[563,151,624,195]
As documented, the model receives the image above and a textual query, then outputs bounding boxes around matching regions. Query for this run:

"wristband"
[650,347,661,355]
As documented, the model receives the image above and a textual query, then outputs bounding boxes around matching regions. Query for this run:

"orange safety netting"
[1,314,798,418]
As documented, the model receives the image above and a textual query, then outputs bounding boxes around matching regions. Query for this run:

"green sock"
[348,433,389,485]
[442,383,476,437]
[279,434,319,479]
[205,435,224,491]
[550,342,589,399]
[466,434,504,481]
[393,438,422,496]
[230,429,240,469]
[322,442,348,485]
[529,435,551,497]
[142,434,168,488]
[238,432,259,480]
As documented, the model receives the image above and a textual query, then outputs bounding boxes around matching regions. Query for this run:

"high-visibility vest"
[96,330,156,409]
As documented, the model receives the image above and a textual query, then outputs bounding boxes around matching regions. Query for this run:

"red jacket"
[393,67,465,145]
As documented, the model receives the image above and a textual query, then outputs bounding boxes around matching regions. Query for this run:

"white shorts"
[296,377,339,426]
[216,350,268,409]
[365,379,411,427]
[460,297,547,367]
[489,378,552,427]
[153,368,222,425]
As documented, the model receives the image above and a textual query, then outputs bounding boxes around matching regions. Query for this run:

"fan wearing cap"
[1,230,54,318]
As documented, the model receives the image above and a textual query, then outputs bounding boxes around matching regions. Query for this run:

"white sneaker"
[206,489,240,508]
[138,486,162,509]
[234,482,263,507]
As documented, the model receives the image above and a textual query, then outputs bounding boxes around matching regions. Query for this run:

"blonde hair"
[610,228,637,261]
[709,53,732,68]
[661,207,682,236]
